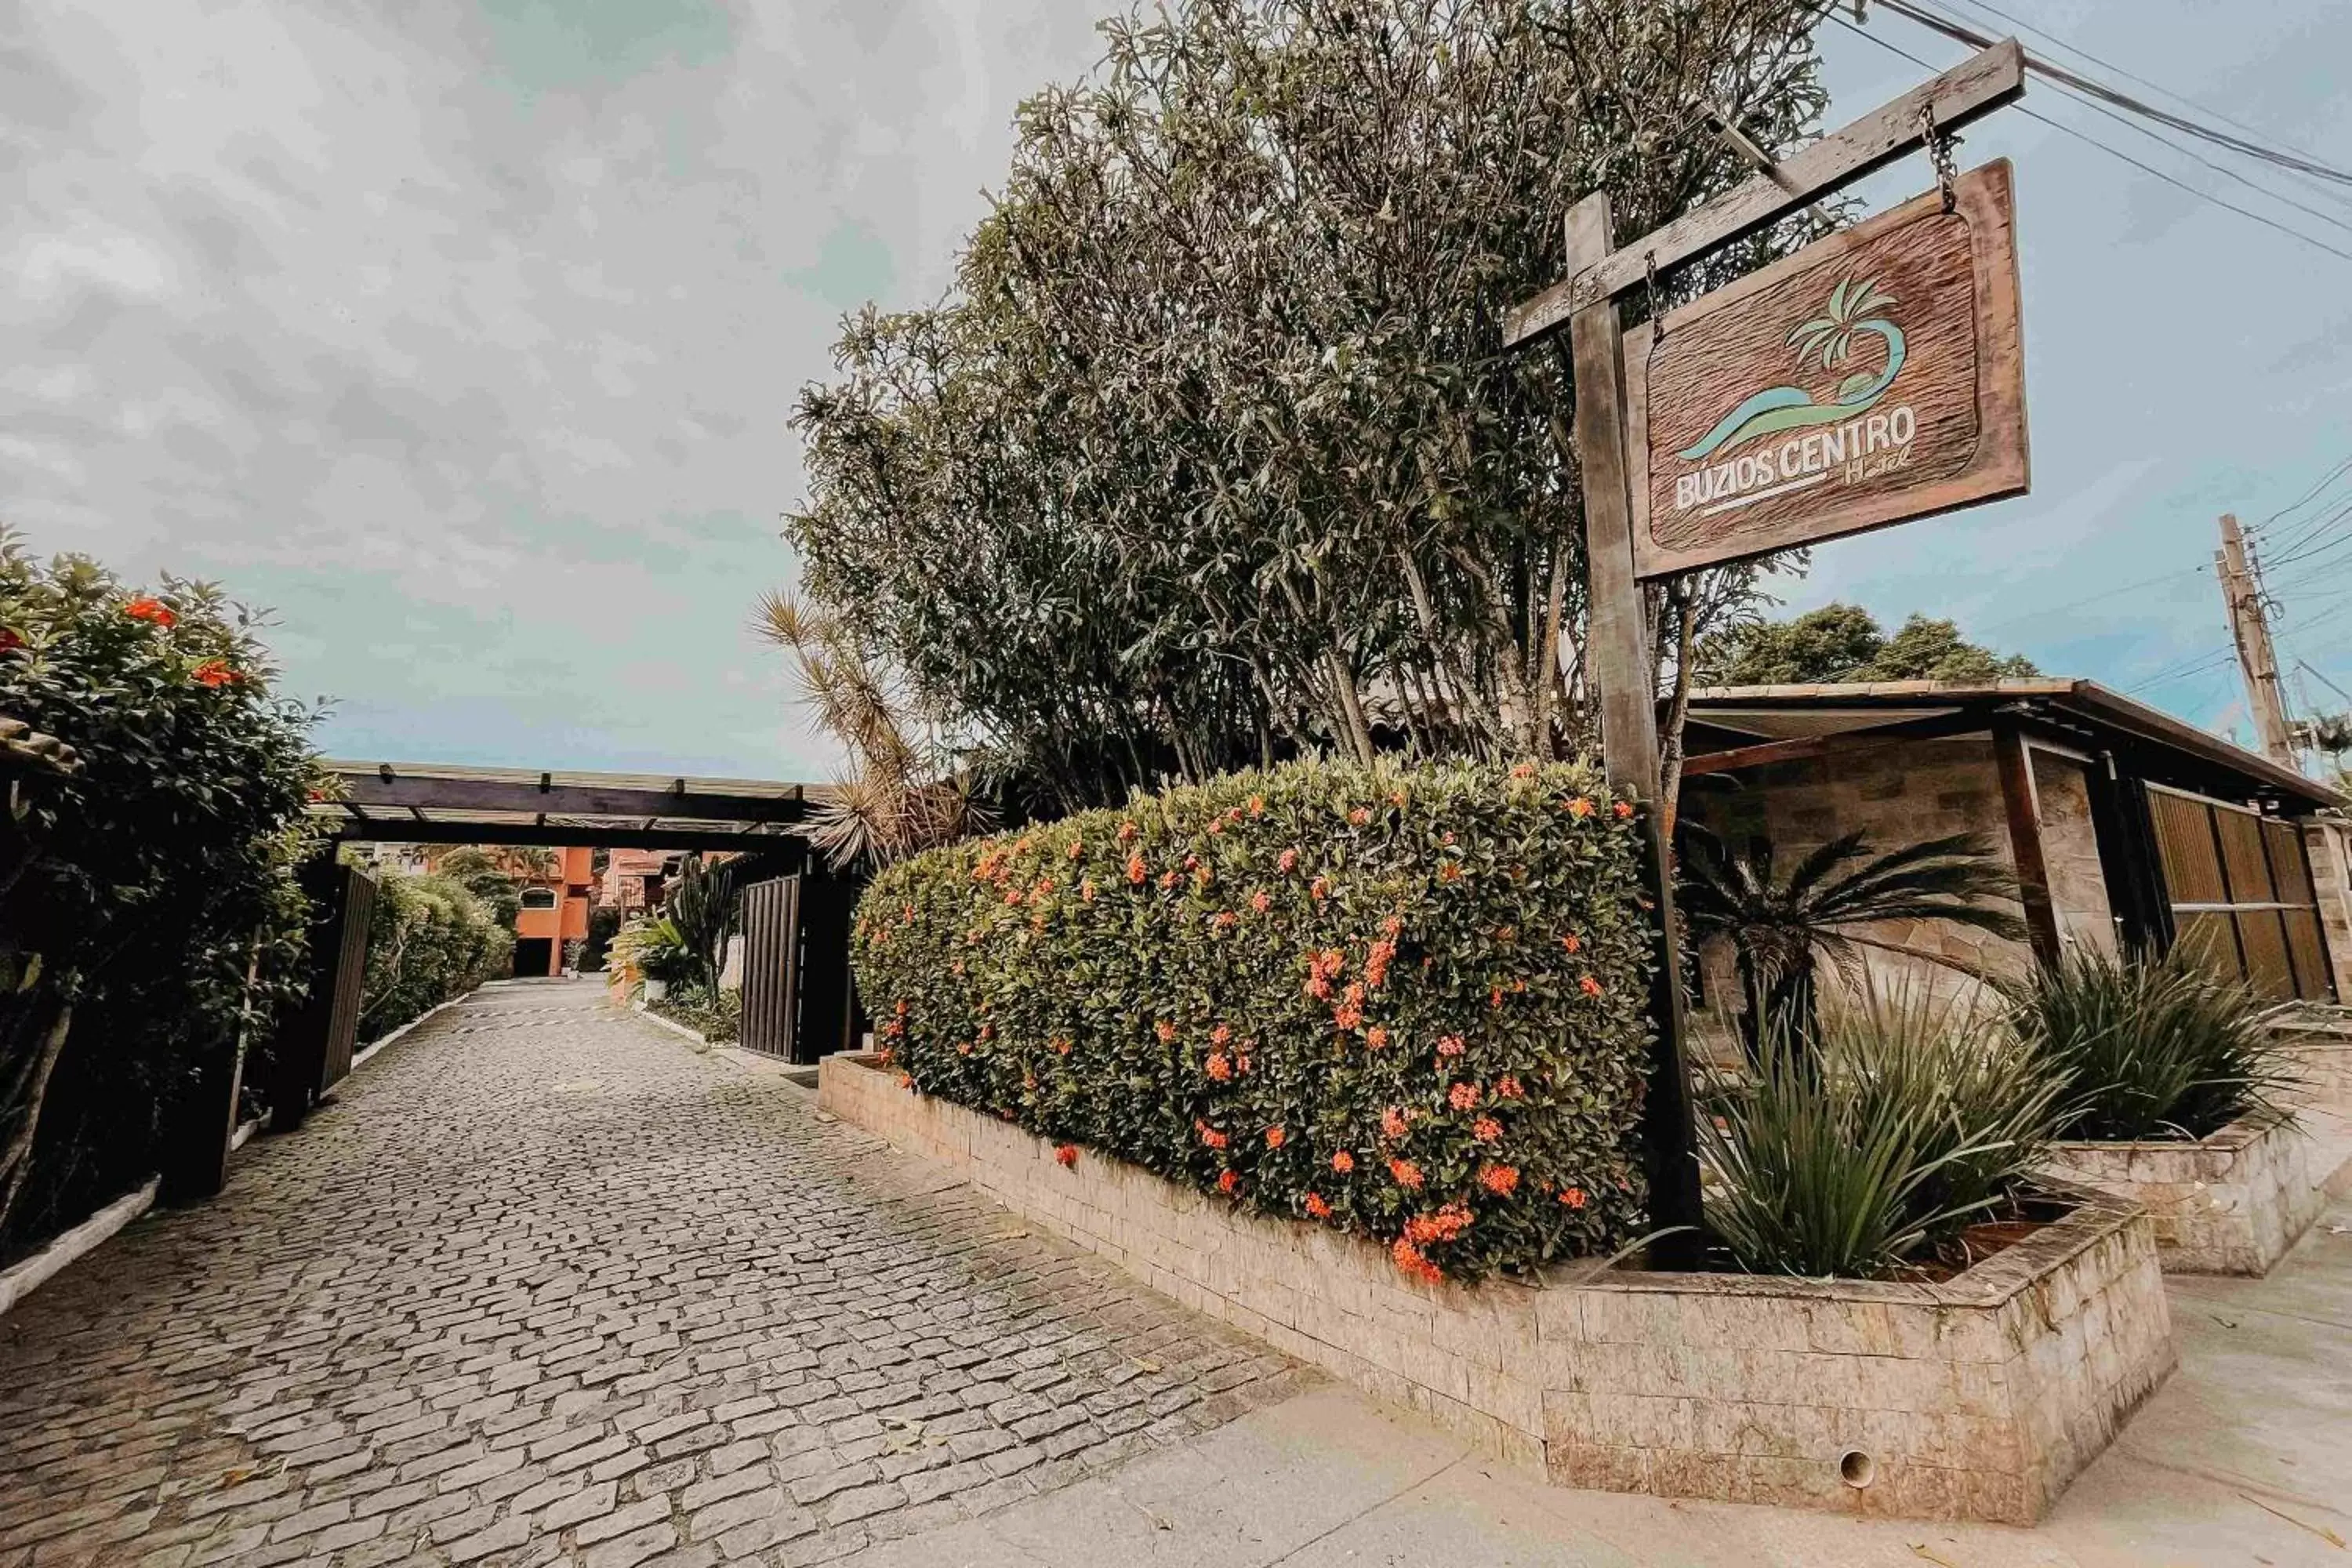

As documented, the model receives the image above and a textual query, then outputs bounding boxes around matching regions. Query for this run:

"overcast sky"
[5,0,2349,779]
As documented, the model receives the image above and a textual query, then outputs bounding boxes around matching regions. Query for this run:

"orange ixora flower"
[1207,818,1225,835]
[1330,1149,1356,1174]
[1403,1203,1473,1246]
[1364,1025,1389,1050]
[1559,933,1582,954]
[1303,1192,1331,1220]
[1613,800,1635,819]
[1447,1081,1479,1112]
[1391,1236,1444,1285]
[1053,1036,1073,1056]
[1277,847,1299,873]
[1155,1019,1178,1044]
[1127,854,1147,884]
[1080,879,1098,902]
[1249,889,1271,914]
[1508,761,1535,779]
[123,596,176,628]
[1559,1186,1588,1210]
[1379,1107,1410,1142]
[1216,1169,1240,1196]
[1195,1120,1229,1151]
[190,659,238,688]
[1204,1052,1233,1083]
[1580,975,1604,998]
[1348,805,1371,825]
[1158,869,1181,891]
[1068,839,1084,860]
[897,1073,914,1090]
[1310,876,1330,900]
[1473,1116,1504,1143]
[1211,909,1237,931]
[1566,797,1595,818]
[1436,1034,1465,1058]
[1210,1022,1232,1046]
[1437,862,1462,884]
[1118,819,1140,842]
[1248,794,1265,815]
[1387,1157,1425,1191]
[1496,1074,1525,1099]
[1478,1163,1521,1197]
[1055,1144,1079,1168]
[1264,1125,1286,1149]
[1333,982,1365,1032]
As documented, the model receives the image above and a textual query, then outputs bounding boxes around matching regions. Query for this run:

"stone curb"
[0,1178,158,1320]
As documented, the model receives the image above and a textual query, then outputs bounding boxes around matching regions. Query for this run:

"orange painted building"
[514,847,595,977]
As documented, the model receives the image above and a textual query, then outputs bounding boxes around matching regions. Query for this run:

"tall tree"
[1696,603,2038,688]
[786,0,1839,812]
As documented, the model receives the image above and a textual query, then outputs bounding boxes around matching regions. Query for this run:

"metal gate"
[268,858,377,1129]
[2146,784,2335,1001]
[739,874,862,1063]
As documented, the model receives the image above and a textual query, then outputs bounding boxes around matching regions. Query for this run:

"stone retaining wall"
[821,1053,2173,1523]
[2042,1112,2321,1276]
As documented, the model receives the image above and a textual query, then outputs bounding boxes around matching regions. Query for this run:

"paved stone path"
[0,981,1301,1568]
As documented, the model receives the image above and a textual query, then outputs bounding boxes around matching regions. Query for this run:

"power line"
[2254,452,2352,533]
[1934,0,2352,195]
[1827,13,2352,265]
[1873,0,2352,188]
[1972,562,2208,634]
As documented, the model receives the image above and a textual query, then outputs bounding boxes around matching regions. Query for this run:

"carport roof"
[313,759,819,850]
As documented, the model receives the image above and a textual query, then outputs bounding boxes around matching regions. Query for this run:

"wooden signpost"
[1507,39,2030,1255]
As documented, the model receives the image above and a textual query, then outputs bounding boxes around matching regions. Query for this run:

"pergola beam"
[328,771,808,825]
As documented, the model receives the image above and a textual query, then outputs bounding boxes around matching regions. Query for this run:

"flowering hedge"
[851,759,1656,1283]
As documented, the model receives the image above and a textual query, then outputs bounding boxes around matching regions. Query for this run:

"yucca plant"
[2005,949,2289,1142]
[1676,824,2028,1060]
[1698,985,2067,1279]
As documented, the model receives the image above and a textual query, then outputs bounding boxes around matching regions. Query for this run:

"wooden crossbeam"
[1504,38,2024,347]
[330,771,805,824]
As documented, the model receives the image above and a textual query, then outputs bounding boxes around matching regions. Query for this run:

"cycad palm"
[1676,825,2028,1059]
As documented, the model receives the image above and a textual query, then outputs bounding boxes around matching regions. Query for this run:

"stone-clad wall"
[821,1053,2174,1523]
[2043,1114,2323,1276]
[1682,735,2116,1018]
[2304,818,2352,1000]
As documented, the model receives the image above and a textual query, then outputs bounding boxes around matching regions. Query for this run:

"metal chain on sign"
[1918,101,1958,213]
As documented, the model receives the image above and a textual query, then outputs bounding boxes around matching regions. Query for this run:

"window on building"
[519,887,557,911]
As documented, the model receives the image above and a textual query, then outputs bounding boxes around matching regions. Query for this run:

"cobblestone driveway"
[0,982,1300,1567]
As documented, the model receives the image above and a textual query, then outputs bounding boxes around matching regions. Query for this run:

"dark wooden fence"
[267,859,377,1131]
[739,873,863,1064]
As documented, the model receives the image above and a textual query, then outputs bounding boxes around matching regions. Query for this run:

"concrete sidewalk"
[846,1197,2352,1568]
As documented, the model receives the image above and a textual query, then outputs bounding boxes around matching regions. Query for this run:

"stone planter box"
[2041,1112,2321,1276]
[2274,1018,2352,1114]
[820,1052,2174,1524]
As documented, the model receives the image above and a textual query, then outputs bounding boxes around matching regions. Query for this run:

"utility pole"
[2216,513,2296,766]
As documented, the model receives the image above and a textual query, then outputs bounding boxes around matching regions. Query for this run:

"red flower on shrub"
[1304,1192,1330,1219]
[1448,1082,1479,1112]
[1437,862,1461,884]
[1310,876,1330,900]
[1330,1150,1355,1174]
[897,1073,914,1090]
[1204,1052,1232,1082]
[1403,1204,1472,1245]
[0,628,21,652]
[1248,795,1265,815]
[1496,1075,1524,1099]
[1193,865,1213,890]
[1155,1019,1177,1044]
[1560,1186,1588,1209]
[1265,1125,1286,1149]
[1056,1144,1079,1168]
[1348,806,1371,826]
[1566,797,1594,818]
[1217,1169,1240,1196]
[1479,1163,1520,1197]
[191,659,238,688]
[1333,982,1365,1031]
[1126,854,1145,884]
[1119,820,1139,841]
[1195,1120,1229,1150]
[1068,839,1083,860]
[1560,933,1582,954]
[1613,800,1635,819]
[1053,1037,1073,1056]
[1509,762,1535,779]
[1364,938,1395,989]
[1388,1157,1424,1190]
[1392,1236,1443,1285]
[1473,1116,1503,1143]
[1278,848,1299,873]
[1081,879,1097,902]
[1380,1107,1409,1142]
[1249,890,1271,913]
[1002,888,1022,906]
[1209,1022,1232,1046]
[124,596,176,627]
[1212,910,1236,931]
[1580,975,1604,998]
[956,1040,973,1055]
[1207,818,1225,835]
[1364,1025,1389,1050]
[1158,869,1180,891]
[1436,1034,1465,1058]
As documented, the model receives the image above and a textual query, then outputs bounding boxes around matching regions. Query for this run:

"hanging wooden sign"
[1624,158,2027,580]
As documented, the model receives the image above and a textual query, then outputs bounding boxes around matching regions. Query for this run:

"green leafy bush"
[1700,986,2067,1279]
[649,986,741,1044]
[2007,949,2287,1141]
[0,535,321,1252]
[853,758,1655,1283]
[358,870,514,1044]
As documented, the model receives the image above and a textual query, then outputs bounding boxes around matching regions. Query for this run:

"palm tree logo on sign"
[1670,275,1916,517]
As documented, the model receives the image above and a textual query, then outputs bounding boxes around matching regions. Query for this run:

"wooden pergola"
[313,760,818,851]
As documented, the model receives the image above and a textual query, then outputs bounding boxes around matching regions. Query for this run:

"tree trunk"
[0,996,74,1243]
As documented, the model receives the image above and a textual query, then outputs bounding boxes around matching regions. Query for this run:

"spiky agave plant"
[1676,823,2027,1058]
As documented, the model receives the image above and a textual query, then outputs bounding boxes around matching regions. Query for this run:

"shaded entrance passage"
[0,982,1297,1566]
